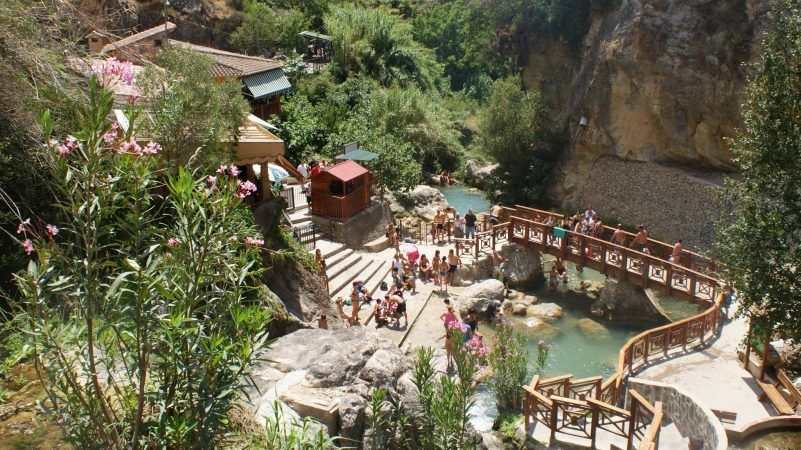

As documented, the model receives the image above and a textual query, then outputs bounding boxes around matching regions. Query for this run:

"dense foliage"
[488,324,529,411]
[368,339,481,449]
[478,77,566,205]
[14,75,270,448]
[138,46,250,172]
[715,0,801,343]
[230,1,309,56]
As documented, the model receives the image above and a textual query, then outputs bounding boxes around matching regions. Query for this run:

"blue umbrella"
[267,163,291,182]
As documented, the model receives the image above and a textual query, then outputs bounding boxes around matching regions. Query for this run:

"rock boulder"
[386,184,449,217]
[455,279,506,316]
[591,279,667,323]
[527,303,564,322]
[576,318,610,339]
[464,160,499,187]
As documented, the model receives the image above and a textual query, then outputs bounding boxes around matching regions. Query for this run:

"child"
[439,256,448,292]
[316,314,328,329]
[549,266,559,289]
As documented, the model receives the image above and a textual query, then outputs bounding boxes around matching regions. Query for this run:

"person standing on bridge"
[631,225,648,252]
[490,204,502,225]
[464,209,477,239]
[612,224,626,246]
[671,239,683,264]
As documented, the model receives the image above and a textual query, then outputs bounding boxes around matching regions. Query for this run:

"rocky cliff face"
[77,0,241,49]
[523,0,770,242]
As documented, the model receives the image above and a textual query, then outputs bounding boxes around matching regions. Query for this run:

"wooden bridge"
[451,205,720,304]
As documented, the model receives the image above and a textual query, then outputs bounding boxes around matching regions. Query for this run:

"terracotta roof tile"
[325,160,369,182]
[168,40,282,77]
[102,22,176,54]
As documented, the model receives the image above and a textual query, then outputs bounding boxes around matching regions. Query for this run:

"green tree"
[488,324,529,411]
[478,77,565,205]
[230,1,309,55]
[14,70,271,448]
[324,5,445,91]
[137,46,249,171]
[715,0,801,343]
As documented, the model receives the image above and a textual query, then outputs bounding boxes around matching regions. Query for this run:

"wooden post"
[550,401,558,441]
[590,403,599,449]
[760,330,770,381]
[665,264,673,296]
[642,258,650,288]
[664,328,670,357]
[744,321,753,372]
[474,236,479,259]
[621,250,628,282]
[643,335,649,365]
[524,394,530,430]
[627,400,638,450]
[683,322,689,351]
[689,275,698,302]
[491,227,496,252]
[579,235,587,269]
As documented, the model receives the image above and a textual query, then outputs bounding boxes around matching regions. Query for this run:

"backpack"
[380,281,388,291]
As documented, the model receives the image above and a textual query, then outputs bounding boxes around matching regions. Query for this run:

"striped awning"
[243,69,291,100]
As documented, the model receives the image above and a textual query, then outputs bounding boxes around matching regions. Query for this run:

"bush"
[12,69,270,448]
[487,324,529,411]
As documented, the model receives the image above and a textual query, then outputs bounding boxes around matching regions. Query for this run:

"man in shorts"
[631,225,648,252]
[490,204,502,226]
[435,209,447,244]
[446,249,462,286]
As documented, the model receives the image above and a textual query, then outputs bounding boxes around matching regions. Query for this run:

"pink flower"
[216,165,241,178]
[45,224,59,237]
[216,165,227,175]
[538,339,545,345]
[48,139,58,149]
[102,127,118,143]
[244,237,264,247]
[236,180,258,198]
[167,238,180,248]
[92,57,136,86]
[57,144,71,157]
[21,239,34,255]
[228,236,238,242]
[17,218,30,234]
[128,90,140,103]
[165,252,173,261]
[229,165,240,177]
[207,176,217,186]
[142,142,161,155]
[119,140,141,155]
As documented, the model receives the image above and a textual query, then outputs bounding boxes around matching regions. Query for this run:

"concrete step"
[314,240,346,259]
[328,257,375,299]
[363,235,391,253]
[364,262,392,297]
[326,252,363,281]
[324,248,355,271]
[288,209,311,225]
[331,258,382,301]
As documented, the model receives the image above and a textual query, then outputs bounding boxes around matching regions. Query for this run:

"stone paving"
[635,307,771,430]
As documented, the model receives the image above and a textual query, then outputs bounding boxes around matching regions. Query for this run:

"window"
[329,180,344,196]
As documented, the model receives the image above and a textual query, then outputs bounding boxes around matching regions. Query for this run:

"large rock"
[246,327,415,443]
[359,348,411,390]
[531,0,771,249]
[591,279,668,323]
[527,303,564,322]
[516,317,561,340]
[464,160,499,187]
[386,184,449,217]
[456,243,544,288]
[576,318,611,339]
[455,279,506,316]
[512,303,528,316]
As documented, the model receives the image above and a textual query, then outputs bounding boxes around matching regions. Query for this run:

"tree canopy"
[715,0,801,342]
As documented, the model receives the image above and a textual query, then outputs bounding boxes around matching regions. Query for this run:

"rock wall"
[311,201,392,249]
[569,156,726,250]
[523,0,771,238]
[628,378,728,450]
[592,278,668,324]
[456,243,544,289]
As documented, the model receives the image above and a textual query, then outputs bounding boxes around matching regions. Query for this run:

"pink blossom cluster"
[92,57,136,86]
[16,217,59,256]
[49,135,83,158]
[244,237,264,247]
[167,238,180,248]
[102,123,120,143]
[447,320,469,333]
[466,336,489,358]
[236,180,257,198]
[216,165,240,178]
[118,140,161,157]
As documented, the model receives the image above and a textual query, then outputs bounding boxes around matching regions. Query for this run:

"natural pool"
[436,184,491,215]
[730,430,801,449]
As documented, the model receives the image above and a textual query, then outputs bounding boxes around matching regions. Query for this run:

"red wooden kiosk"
[310,160,372,219]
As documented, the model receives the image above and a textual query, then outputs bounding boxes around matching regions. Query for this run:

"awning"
[243,69,291,100]
[300,31,332,41]
[234,114,285,165]
[334,148,379,162]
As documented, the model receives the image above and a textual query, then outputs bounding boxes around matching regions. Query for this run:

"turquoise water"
[730,430,801,449]
[483,262,653,380]
[436,184,491,215]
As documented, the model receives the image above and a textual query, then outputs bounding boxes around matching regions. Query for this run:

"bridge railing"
[510,205,714,273]
[454,222,510,259]
[508,216,719,302]
[523,374,663,449]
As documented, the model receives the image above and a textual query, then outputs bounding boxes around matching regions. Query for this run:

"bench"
[758,369,801,415]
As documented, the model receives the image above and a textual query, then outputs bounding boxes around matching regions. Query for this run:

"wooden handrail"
[586,397,631,417]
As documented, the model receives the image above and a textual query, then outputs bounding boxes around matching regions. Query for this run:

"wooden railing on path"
[523,293,724,449]
[523,374,664,450]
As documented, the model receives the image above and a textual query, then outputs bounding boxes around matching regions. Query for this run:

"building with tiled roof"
[88,22,290,120]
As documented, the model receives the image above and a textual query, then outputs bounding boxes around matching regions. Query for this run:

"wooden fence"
[523,375,663,449]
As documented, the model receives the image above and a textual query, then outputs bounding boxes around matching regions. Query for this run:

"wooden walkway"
[452,205,720,304]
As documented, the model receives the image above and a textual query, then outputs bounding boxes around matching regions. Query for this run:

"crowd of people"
[439,170,455,186]
[439,299,492,369]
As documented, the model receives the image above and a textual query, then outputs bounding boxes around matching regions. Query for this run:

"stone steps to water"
[324,248,355,272]
[316,240,346,260]
[326,252,363,281]
[328,257,376,299]
[288,208,312,225]
[331,258,385,302]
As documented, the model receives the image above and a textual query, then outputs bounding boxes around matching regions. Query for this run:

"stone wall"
[568,156,726,250]
[311,201,392,249]
[628,378,728,450]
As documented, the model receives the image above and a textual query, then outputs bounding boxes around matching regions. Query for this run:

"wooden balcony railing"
[523,374,664,449]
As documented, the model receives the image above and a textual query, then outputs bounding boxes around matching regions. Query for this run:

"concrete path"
[635,311,771,430]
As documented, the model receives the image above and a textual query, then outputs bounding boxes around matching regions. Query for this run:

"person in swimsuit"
[549,266,559,289]
[439,256,448,292]
[432,250,441,283]
[418,254,432,281]
[632,225,648,252]
[490,204,502,225]
[446,249,461,286]
[435,209,447,243]
[391,294,408,326]
[671,239,683,264]
[612,224,626,246]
